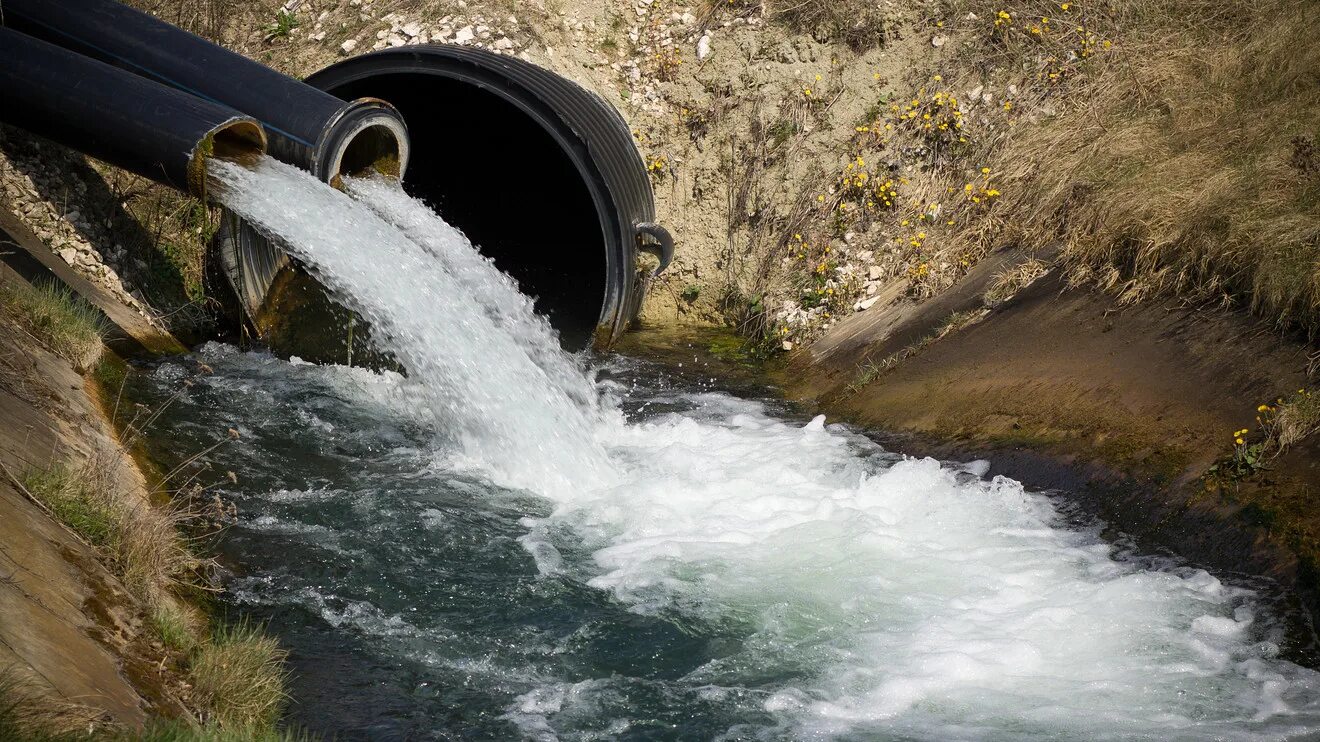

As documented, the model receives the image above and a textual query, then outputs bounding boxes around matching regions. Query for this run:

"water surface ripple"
[132,346,1320,741]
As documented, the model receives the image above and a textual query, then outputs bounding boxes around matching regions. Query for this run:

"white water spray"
[209,155,1320,739]
[210,157,614,496]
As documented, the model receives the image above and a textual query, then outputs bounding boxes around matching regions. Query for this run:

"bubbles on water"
[210,157,616,497]
[202,157,1320,740]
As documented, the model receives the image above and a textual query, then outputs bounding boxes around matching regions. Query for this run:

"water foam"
[208,156,1320,739]
[543,394,1320,738]
[210,157,614,496]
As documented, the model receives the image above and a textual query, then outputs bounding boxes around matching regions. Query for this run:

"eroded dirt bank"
[782,274,1320,615]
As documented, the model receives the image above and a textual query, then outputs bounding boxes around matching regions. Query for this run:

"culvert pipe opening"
[209,46,667,362]
[301,47,666,352]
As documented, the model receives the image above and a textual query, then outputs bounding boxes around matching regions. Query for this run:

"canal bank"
[779,270,1320,631]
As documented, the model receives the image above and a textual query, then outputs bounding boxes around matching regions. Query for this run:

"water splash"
[201,156,1320,739]
[209,156,614,496]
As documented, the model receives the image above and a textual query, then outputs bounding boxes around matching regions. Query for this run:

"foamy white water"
[344,175,593,408]
[210,157,614,496]
[208,156,1320,739]
[524,394,1320,739]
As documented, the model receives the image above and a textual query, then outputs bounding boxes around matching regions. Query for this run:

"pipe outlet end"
[188,117,268,197]
[316,98,411,185]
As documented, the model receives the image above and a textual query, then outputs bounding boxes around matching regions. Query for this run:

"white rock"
[58,247,77,264]
[493,37,514,50]
[454,26,475,43]
[401,21,422,37]
[858,296,881,311]
[868,266,883,280]
[782,340,794,351]
[696,33,711,60]
[931,35,946,48]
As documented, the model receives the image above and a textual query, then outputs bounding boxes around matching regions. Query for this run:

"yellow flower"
[1060,2,1070,8]
[1235,437,1245,445]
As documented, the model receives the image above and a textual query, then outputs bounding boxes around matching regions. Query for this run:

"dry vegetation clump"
[125,721,312,741]
[17,457,291,738]
[21,459,201,605]
[992,0,1320,336]
[0,279,106,371]
[768,0,894,50]
[983,257,1049,307]
[1273,389,1320,454]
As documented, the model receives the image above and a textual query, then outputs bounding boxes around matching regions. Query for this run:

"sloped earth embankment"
[0,267,192,729]
[783,275,1320,621]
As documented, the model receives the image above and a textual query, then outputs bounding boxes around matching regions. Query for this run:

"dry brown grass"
[992,0,1320,336]
[984,257,1049,307]
[1276,390,1320,452]
[20,457,202,606]
[770,0,893,50]
[0,667,108,740]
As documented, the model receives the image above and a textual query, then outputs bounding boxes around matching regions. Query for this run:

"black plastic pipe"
[1,0,409,182]
[0,26,266,196]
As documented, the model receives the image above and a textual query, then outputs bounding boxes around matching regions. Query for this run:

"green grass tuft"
[23,464,122,553]
[0,279,106,371]
[189,621,289,731]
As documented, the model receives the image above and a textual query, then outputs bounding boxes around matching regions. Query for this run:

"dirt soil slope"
[785,272,1320,602]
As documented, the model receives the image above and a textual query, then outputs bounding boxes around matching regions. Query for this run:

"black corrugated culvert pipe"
[0,26,267,196]
[217,46,674,358]
[298,47,674,352]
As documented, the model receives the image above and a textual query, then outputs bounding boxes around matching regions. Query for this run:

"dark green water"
[127,343,1320,742]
